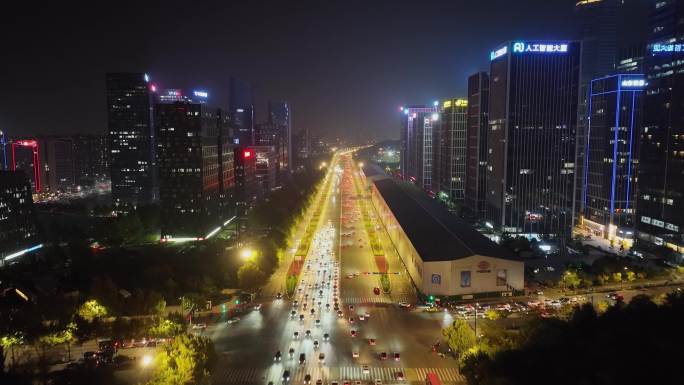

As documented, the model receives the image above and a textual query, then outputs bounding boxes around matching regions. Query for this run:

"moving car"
[379,352,388,360]
[368,338,376,345]
[318,352,325,363]
[362,365,370,374]
[304,374,311,384]
[191,323,207,330]
[395,371,404,381]
[398,302,411,309]
[253,304,262,311]
[299,353,306,365]
[352,351,359,358]
[350,330,357,337]
[282,370,291,382]
[394,352,400,361]
[274,351,282,361]
[227,317,240,324]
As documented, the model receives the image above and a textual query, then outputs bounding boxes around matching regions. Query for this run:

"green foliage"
[237,262,266,291]
[148,334,216,385]
[484,309,500,321]
[149,318,184,338]
[561,270,581,289]
[379,273,391,293]
[77,300,108,322]
[39,322,76,347]
[459,293,684,385]
[286,275,298,297]
[442,319,476,358]
[612,271,623,283]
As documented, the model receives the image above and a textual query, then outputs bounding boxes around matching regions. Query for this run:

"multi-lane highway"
[206,152,464,385]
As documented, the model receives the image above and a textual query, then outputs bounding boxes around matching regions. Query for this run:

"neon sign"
[193,90,208,98]
[652,43,684,53]
[621,79,646,88]
[490,46,508,60]
[512,42,568,54]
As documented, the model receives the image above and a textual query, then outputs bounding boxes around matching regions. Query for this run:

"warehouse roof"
[372,178,516,262]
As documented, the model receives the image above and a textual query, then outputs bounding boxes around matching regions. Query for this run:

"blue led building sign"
[490,46,508,60]
[512,42,568,54]
[652,43,684,53]
[621,78,646,88]
[193,90,208,98]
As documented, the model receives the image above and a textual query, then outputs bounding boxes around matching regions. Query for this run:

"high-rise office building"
[234,147,257,216]
[434,98,468,206]
[72,134,109,187]
[400,105,439,191]
[229,77,254,146]
[465,72,489,217]
[106,73,157,209]
[0,130,8,171]
[253,145,278,193]
[0,171,37,259]
[155,93,232,239]
[42,137,75,192]
[268,100,291,172]
[636,0,684,257]
[487,41,581,241]
[580,74,644,247]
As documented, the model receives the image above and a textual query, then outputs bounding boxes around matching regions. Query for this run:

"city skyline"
[0,0,596,142]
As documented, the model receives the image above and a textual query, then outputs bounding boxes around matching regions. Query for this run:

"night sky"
[0,0,576,142]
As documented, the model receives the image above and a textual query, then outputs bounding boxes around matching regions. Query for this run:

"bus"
[426,372,442,385]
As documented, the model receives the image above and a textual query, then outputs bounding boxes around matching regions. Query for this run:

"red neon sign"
[243,149,253,159]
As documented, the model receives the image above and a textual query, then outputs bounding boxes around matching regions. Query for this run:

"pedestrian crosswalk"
[342,294,414,305]
[212,365,464,384]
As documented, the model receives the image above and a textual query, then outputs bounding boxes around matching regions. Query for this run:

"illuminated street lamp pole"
[141,354,153,382]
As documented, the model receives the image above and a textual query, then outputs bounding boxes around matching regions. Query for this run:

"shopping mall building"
[362,165,524,299]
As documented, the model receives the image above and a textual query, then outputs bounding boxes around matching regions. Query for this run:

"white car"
[191,323,207,329]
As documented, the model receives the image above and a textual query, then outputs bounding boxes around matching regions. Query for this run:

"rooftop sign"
[512,42,569,54]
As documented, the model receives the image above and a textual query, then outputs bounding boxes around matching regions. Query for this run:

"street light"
[241,248,255,261]
[141,354,153,382]
[358,162,364,168]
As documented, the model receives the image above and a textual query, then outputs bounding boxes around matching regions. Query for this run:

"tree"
[561,270,582,290]
[442,319,476,358]
[148,334,215,385]
[38,323,77,361]
[626,271,636,282]
[149,318,184,338]
[484,309,500,321]
[237,262,266,291]
[0,333,24,367]
[612,272,623,283]
[77,299,108,322]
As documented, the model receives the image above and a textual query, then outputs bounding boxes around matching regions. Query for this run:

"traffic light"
[429,295,435,302]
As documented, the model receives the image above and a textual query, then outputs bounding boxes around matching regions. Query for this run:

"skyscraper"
[465,72,489,218]
[400,105,439,191]
[229,77,254,146]
[268,100,291,172]
[155,93,232,239]
[636,0,684,257]
[0,171,37,260]
[106,73,157,209]
[435,98,468,206]
[581,74,644,247]
[72,134,109,187]
[487,41,581,241]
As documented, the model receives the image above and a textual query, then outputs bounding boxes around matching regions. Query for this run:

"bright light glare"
[141,354,152,367]
[241,248,255,260]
